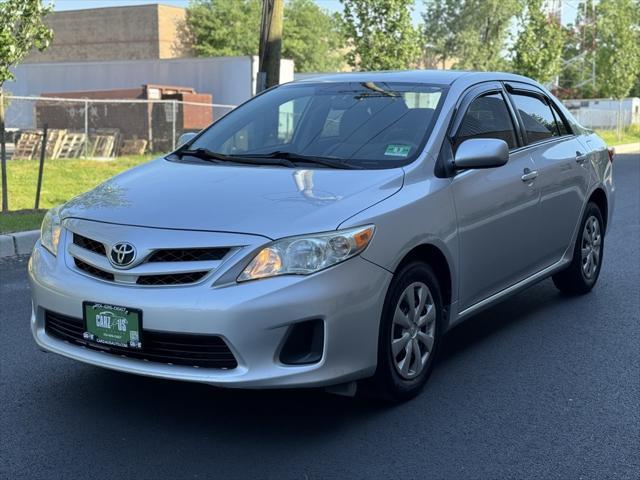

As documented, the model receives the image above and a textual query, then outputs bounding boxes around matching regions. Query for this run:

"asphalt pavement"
[1,154,638,480]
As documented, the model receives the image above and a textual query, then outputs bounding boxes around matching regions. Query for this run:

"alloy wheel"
[581,215,602,280]
[391,282,436,379]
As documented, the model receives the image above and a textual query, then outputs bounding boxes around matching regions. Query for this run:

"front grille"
[136,271,209,286]
[74,258,115,281]
[68,231,231,286]
[44,310,238,369]
[73,233,106,256]
[147,248,229,263]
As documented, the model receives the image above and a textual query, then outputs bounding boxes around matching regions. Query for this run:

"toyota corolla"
[29,71,615,401]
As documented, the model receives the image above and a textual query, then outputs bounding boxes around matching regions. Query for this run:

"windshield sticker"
[384,144,411,157]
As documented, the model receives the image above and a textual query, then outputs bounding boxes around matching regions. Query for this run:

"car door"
[449,85,541,311]
[505,83,591,267]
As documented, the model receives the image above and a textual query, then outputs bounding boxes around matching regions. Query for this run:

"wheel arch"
[395,243,453,314]
[588,187,608,232]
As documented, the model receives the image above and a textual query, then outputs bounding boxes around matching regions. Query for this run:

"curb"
[0,230,39,259]
[612,143,640,155]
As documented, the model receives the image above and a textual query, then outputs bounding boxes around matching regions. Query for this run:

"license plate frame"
[82,301,143,349]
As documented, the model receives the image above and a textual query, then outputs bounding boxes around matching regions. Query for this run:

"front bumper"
[29,240,392,388]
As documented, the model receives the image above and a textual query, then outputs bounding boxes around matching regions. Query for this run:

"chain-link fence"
[2,94,236,160]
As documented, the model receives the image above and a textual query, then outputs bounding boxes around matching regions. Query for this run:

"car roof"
[294,70,540,89]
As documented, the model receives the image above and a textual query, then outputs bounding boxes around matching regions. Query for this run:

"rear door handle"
[521,168,539,182]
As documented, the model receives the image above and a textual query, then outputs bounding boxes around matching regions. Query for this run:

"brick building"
[26,4,189,63]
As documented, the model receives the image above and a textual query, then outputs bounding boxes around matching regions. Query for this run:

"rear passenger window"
[454,93,518,151]
[511,94,560,143]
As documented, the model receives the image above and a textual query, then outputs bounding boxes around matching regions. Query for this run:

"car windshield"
[186,81,446,169]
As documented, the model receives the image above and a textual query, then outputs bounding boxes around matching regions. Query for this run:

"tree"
[511,0,565,84]
[185,0,262,57]
[341,0,421,71]
[422,0,522,72]
[185,0,345,72]
[0,0,52,84]
[595,0,640,99]
[422,0,460,68]
[0,0,53,212]
[282,0,345,72]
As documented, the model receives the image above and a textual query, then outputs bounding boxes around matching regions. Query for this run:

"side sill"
[452,258,570,326]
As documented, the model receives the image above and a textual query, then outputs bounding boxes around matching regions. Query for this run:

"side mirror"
[177,132,198,148]
[454,138,509,170]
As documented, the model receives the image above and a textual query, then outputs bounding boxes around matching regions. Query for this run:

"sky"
[52,0,581,26]
[53,0,425,23]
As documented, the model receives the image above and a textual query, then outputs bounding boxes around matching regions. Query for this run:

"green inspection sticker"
[384,144,411,157]
[83,302,142,349]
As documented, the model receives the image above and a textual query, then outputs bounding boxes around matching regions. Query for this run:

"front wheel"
[366,261,443,402]
[552,202,604,294]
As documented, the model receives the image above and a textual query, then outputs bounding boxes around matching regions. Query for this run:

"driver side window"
[454,93,518,151]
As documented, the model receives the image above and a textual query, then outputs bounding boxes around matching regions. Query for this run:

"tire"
[365,261,443,402]
[552,202,604,295]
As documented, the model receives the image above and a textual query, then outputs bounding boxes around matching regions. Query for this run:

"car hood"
[60,158,404,239]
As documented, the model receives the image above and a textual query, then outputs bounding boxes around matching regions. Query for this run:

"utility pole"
[258,0,284,92]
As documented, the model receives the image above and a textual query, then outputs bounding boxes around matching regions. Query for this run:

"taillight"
[608,147,615,163]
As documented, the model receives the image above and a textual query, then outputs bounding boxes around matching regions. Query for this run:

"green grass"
[0,154,154,232]
[595,125,640,146]
[0,210,46,234]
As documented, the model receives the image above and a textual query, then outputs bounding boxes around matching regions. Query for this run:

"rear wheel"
[552,202,604,294]
[366,261,443,402]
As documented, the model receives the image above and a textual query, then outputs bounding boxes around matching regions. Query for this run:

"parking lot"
[1,154,638,479]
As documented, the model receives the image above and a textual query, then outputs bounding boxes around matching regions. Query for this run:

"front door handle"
[521,168,539,182]
[576,151,588,164]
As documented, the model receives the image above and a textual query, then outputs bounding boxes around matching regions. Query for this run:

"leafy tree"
[1,0,53,213]
[0,0,53,84]
[422,0,460,68]
[282,0,345,72]
[422,0,522,71]
[630,75,640,97]
[511,0,565,84]
[185,0,261,57]
[595,0,640,99]
[558,0,599,98]
[185,0,345,72]
[341,0,421,70]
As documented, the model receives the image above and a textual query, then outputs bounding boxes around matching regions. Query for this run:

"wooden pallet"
[90,129,121,158]
[43,129,67,159]
[56,133,87,159]
[13,131,42,159]
[119,139,147,156]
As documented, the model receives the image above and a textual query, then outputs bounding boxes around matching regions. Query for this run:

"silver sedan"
[30,70,615,401]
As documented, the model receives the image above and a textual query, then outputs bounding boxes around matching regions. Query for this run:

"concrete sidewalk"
[613,142,639,154]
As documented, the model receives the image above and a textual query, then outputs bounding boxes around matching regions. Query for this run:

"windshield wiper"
[176,147,295,168]
[245,151,362,170]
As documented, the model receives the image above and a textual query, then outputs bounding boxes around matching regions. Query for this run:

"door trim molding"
[455,257,570,322]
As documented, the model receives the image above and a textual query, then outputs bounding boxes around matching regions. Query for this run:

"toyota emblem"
[109,242,136,268]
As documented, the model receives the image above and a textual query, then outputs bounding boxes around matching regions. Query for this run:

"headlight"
[238,225,375,282]
[40,206,62,256]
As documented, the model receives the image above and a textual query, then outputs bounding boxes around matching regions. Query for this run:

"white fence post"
[84,99,89,158]
[172,100,177,151]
